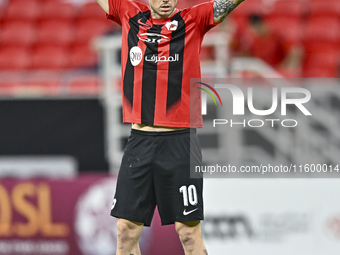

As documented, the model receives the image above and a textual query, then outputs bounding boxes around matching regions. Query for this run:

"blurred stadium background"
[0,0,340,254]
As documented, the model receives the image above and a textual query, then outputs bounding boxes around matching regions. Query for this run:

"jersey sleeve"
[106,0,148,26]
[106,0,141,25]
[106,0,122,25]
[190,1,216,34]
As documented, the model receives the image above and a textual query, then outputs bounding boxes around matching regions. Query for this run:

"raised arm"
[213,0,245,24]
[95,0,109,14]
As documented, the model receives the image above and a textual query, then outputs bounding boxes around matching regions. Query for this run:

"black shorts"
[110,128,203,226]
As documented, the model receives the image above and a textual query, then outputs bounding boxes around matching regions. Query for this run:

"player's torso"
[121,9,201,71]
[117,3,205,128]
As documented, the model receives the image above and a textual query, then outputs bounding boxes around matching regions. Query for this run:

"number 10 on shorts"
[179,185,198,206]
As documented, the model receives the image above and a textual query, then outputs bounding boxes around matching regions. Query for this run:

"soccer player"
[95,0,245,254]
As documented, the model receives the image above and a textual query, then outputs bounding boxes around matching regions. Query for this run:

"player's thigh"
[154,131,204,224]
[111,134,157,226]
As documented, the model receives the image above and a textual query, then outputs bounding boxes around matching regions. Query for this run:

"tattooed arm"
[213,0,245,24]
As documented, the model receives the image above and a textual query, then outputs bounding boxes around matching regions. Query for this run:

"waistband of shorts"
[131,128,196,136]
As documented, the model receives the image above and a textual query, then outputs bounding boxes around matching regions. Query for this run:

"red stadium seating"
[267,17,303,45]
[4,0,41,21]
[0,4,5,20]
[74,19,114,44]
[37,20,75,46]
[304,41,340,54]
[40,1,78,21]
[303,17,340,51]
[267,0,305,19]
[70,44,98,69]
[303,67,339,78]
[0,0,339,80]
[232,0,263,16]
[0,21,37,47]
[304,48,340,78]
[229,0,263,31]
[68,74,101,94]
[309,1,340,18]
[78,2,106,19]
[0,46,31,70]
[200,46,215,61]
[176,0,194,9]
[31,46,70,69]
[21,70,62,93]
[310,0,340,3]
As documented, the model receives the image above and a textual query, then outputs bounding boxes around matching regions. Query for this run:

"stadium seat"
[4,0,41,21]
[304,49,340,78]
[229,14,248,32]
[37,21,75,46]
[78,2,106,19]
[74,19,114,44]
[31,46,70,69]
[22,70,62,94]
[267,17,302,45]
[0,83,16,95]
[70,44,98,69]
[304,42,340,60]
[229,0,263,31]
[0,22,37,47]
[309,2,340,19]
[231,0,263,16]
[40,1,78,21]
[0,46,31,70]
[200,46,215,61]
[303,67,339,78]
[267,0,305,19]
[310,0,340,4]
[68,74,101,95]
[303,17,340,51]
[187,0,209,6]
[306,51,340,69]
[176,0,195,9]
[0,4,5,20]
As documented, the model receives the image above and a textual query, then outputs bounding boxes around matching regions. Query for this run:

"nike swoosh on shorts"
[183,208,198,216]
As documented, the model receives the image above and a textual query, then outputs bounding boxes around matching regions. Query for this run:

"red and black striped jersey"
[106,0,216,128]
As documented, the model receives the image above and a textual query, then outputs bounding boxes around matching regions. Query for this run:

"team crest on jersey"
[165,20,178,31]
[129,46,143,66]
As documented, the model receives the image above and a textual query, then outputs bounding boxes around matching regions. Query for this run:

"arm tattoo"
[203,249,208,255]
[213,0,237,23]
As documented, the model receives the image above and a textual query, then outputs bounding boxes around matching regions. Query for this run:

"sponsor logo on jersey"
[138,33,169,44]
[165,20,178,31]
[129,46,143,66]
[145,54,179,63]
[137,18,151,27]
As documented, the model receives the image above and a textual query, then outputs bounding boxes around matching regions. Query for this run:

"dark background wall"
[0,99,109,172]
